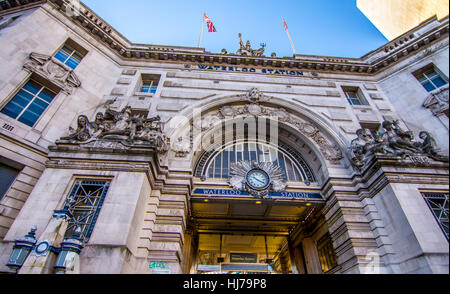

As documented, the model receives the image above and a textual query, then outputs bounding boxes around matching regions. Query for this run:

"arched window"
[196,140,316,184]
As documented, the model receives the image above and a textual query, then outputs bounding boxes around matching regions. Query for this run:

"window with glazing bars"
[139,74,161,94]
[54,44,85,70]
[1,79,57,127]
[422,193,449,241]
[317,234,338,273]
[64,180,111,242]
[343,88,368,106]
[205,141,312,183]
[415,68,448,92]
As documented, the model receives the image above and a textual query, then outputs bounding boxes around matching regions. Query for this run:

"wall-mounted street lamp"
[6,226,37,273]
[54,226,84,274]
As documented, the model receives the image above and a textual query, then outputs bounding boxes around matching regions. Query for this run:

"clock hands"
[252,178,266,185]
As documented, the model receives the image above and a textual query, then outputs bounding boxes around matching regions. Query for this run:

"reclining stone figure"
[59,104,168,153]
[349,120,449,168]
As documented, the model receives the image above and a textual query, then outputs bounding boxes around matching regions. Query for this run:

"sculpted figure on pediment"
[98,106,133,139]
[350,129,382,167]
[378,120,419,155]
[349,120,449,168]
[418,131,449,162]
[61,115,92,142]
[58,104,169,153]
[237,33,266,57]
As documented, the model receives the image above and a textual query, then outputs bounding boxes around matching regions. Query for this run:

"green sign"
[149,261,168,269]
[229,253,258,264]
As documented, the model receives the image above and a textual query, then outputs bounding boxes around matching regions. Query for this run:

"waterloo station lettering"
[193,64,305,76]
[193,188,322,200]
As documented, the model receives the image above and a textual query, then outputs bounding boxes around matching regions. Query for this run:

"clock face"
[35,241,50,255]
[246,169,270,190]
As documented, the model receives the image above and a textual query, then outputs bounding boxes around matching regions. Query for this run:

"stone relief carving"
[423,84,449,117]
[172,136,192,158]
[245,87,267,103]
[187,88,343,163]
[58,101,169,153]
[23,52,81,94]
[237,33,266,57]
[350,120,449,169]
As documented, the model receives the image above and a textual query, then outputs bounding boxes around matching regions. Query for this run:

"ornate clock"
[246,169,271,191]
[228,161,287,198]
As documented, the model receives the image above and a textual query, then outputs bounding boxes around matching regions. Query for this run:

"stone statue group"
[350,120,448,168]
[236,33,266,57]
[60,101,169,153]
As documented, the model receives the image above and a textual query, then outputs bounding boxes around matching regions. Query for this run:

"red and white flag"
[282,17,288,31]
[204,13,217,32]
[282,17,297,54]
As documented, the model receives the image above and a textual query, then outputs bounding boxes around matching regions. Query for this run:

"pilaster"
[147,188,190,274]
[323,191,381,274]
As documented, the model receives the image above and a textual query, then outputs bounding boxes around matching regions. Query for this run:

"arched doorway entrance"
[169,90,346,274]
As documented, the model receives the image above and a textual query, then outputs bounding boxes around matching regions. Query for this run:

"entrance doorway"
[190,196,323,274]
[195,233,292,274]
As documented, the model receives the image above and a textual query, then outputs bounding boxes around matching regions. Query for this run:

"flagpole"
[198,13,205,48]
[282,17,297,55]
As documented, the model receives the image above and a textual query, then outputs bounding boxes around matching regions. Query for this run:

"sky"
[81,0,388,59]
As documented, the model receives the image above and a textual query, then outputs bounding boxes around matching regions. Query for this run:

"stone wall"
[375,37,449,153]
[0,1,448,274]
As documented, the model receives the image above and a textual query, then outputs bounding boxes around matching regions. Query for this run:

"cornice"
[0,0,44,13]
[319,154,449,204]
[1,0,449,76]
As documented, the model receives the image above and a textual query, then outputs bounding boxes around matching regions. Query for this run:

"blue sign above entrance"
[193,188,323,200]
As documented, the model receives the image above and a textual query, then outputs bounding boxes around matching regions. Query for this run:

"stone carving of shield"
[246,104,262,116]
[47,61,67,79]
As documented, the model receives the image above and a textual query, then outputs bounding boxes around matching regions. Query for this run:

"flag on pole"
[282,17,297,55]
[282,17,288,31]
[204,13,217,32]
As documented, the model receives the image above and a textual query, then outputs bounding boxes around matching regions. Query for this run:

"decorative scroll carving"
[23,52,81,94]
[350,120,449,168]
[191,88,343,163]
[172,136,191,158]
[237,33,266,57]
[58,101,169,153]
[423,84,449,117]
[228,161,287,198]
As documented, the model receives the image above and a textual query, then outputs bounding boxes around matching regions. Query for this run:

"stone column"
[302,238,323,274]
[18,205,72,274]
[180,228,197,274]
[290,243,307,274]
[323,193,381,274]
[325,155,449,274]
[147,190,189,274]
[287,237,299,274]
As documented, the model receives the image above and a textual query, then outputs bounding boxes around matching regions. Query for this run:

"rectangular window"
[343,87,369,106]
[64,180,111,242]
[0,163,20,201]
[54,40,87,70]
[414,65,448,92]
[317,233,338,273]
[1,79,58,127]
[139,74,161,94]
[422,193,449,241]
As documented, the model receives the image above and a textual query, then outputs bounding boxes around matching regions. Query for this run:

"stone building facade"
[0,0,448,274]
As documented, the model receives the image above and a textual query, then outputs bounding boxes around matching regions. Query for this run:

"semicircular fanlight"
[195,140,316,184]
